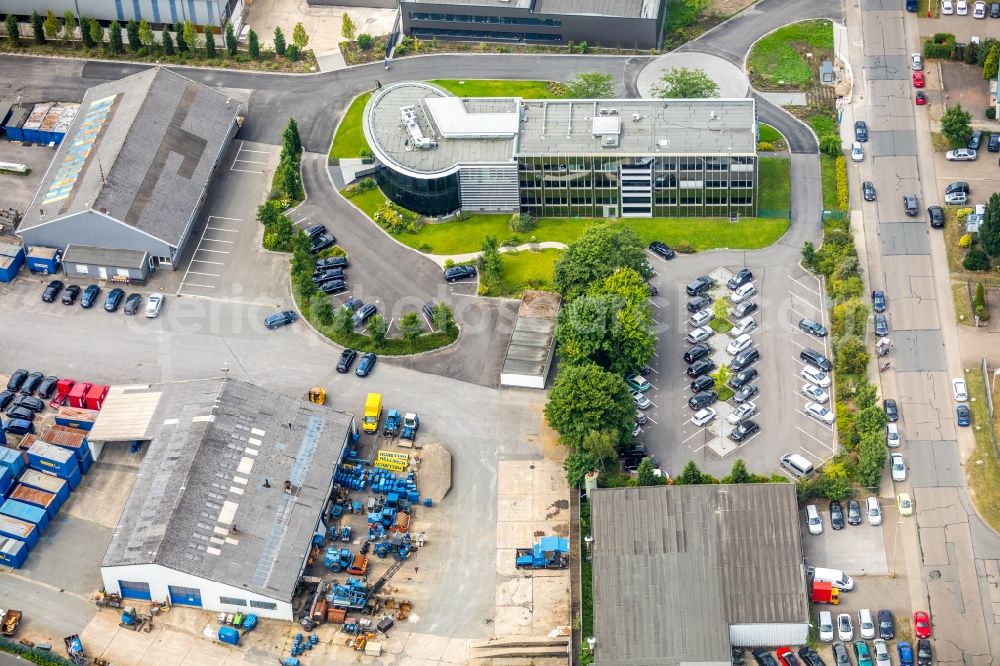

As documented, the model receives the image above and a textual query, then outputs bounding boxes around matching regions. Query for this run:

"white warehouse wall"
[729,622,809,647]
[101,563,293,620]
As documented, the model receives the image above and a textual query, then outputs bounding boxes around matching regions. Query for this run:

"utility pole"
[889,519,902,578]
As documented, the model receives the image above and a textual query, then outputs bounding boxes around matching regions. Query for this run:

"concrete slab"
[403,632,452,660]
[896,371,956,441]
[863,55,910,79]
[878,222,930,256]
[871,129,918,157]
[246,0,397,53]
[498,495,534,521]
[803,503,889,576]
[493,605,533,635]
[636,51,749,100]
[894,330,947,372]
[440,638,473,664]
[17,513,110,596]
[907,440,965,487]
[498,462,533,496]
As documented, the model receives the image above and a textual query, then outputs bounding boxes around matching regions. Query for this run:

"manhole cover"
[529,464,535,469]
[929,570,941,580]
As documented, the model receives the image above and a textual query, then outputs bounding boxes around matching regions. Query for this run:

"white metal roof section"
[424,96,519,139]
[88,385,163,442]
[591,116,622,136]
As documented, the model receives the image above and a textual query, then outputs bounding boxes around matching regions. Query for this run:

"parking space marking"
[789,340,808,351]
[788,274,822,297]
[230,141,269,174]
[200,237,235,244]
[197,248,229,254]
[650,301,662,309]
[182,282,216,289]
[646,417,658,425]
[179,215,242,295]
[681,429,704,444]
[190,259,224,266]
[187,271,220,278]
[205,227,239,233]
[791,292,823,311]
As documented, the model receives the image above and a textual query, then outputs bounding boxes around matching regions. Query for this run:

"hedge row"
[835,155,849,213]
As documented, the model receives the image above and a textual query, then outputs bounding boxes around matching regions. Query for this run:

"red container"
[67,383,91,408]
[56,378,75,395]
[84,384,108,411]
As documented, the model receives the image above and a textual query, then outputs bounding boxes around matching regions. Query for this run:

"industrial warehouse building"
[94,379,355,620]
[589,484,809,665]
[499,290,560,389]
[0,0,243,30]
[363,81,758,219]
[17,67,240,277]
[399,0,666,49]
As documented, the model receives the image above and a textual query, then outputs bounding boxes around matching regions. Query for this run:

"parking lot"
[637,251,836,480]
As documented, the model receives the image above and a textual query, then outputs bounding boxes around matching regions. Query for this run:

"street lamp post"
[889,519,902,578]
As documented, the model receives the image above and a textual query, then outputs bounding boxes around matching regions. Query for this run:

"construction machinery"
[1,609,21,637]
[119,606,153,632]
[383,410,401,438]
[308,387,326,405]
[401,413,419,442]
[324,546,352,573]
[516,536,570,570]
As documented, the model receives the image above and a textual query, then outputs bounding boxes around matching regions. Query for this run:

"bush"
[344,177,376,197]
[674,241,695,254]
[834,155,849,212]
[357,32,372,49]
[957,207,975,221]
[960,234,974,248]
[510,212,537,233]
[974,283,990,320]
[757,141,775,151]
[989,107,997,120]
[924,35,955,59]
[965,247,991,271]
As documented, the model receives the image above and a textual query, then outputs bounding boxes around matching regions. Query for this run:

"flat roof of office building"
[403,0,661,18]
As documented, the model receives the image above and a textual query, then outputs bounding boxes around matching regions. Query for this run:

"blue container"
[0,514,39,550]
[0,535,28,568]
[27,441,80,485]
[54,413,96,431]
[0,448,26,478]
[25,247,61,274]
[0,426,5,446]
[1,499,49,533]
[218,626,240,646]
[242,614,258,632]
[0,467,11,498]
[18,469,69,508]
[9,484,59,520]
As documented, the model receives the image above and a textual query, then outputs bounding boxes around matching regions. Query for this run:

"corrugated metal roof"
[590,484,808,665]
[63,245,147,270]
[535,0,660,18]
[87,385,164,442]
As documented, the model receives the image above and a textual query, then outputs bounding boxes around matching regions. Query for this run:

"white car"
[632,390,651,410]
[873,639,891,666]
[802,383,830,404]
[144,293,164,318]
[859,608,876,640]
[887,423,901,448]
[806,504,823,535]
[692,407,717,427]
[802,365,832,388]
[851,141,864,162]
[689,309,713,327]
[837,613,854,641]
[867,496,882,526]
[686,326,714,344]
[891,453,907,482]
[912,53,923,71]
[975,0,987,16]
[946,148,977,161]
[953,377,968,401]
[819,611,835,643]
[805,401,835,425]
[729,316,757,337]
[958,0,969,14]
[727,401,757,425]
[727,333,753,356]
[729,282,757,304]
[942,0,954,12]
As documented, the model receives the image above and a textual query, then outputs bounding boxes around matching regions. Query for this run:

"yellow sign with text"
[374,450,409,472]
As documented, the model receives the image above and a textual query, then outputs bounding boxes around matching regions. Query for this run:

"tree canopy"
[651,67,719,99]
[553,224,648,300]
[565,72,614,99]
[544,363,634,449]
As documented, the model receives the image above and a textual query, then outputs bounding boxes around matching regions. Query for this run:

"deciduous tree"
[62,12,77,41]
[565,72,614,99]
[651,67,719,98]
[432,303,457,335]
[341,13,356,39]
[138,19,153,50]
[984,42,1000,80]
[368,314,388,347]
[941,103,973,148]
[555,294,654,375]
[292,22,309,49]
[43,10,61,41]
[564,451,601,488]
[553,224,648,300]
[331,306,353,337]
[400,311,422,341]
[544,363,634,449]
[183,21,199,55]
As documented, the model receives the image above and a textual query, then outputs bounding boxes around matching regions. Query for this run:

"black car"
[19,372,43,396]
[80,284,101,308]
[422,302,437,323]
[854,120,869,142]
[798,318,828,337]
[686,295,712,313]
[312,268,345,283]
[445,265,477,282]
[730,419,760,442]
[305,224,327,238]
[878,609,895,639]
[753,649,780,666]
[355,352,377,377]
[916,639,932,666]
[14,394,44,412]
[733,383,758,404]
[729,367,758,389]
[872,289,887,313]
[833,643,851,666]
[958,403,972,426]
[683,343,711,363]
[264,310,297,329]
[730,347,760,372]
[123,293,143,315]
[342,297,363,312]
[6,369,28,392]
[990,134,1000,152]
[686,358,716,378]
[315,256,349,270]
[104,288,125,312]
[797,647,826,666]
[847,499,863,525]
[863,180,876,201]
[690,375,715,393]
[732,300,758,318]
[41,279,64,302]
[968,129,984,151]
[319,279,347,294]
[992,1,1000,16]
[310,231,337,254]
[648,241,675,260]
[0,390,14,411]
[874,312,889,337]
[927,205,945,229]
[830,500,845,530]
[903,193,919,216]
[61,284,81,305]
[36,375,58,399]
[6,406,34,422]
[884,398,899,422]
[688,390,718,410]
[800,348,832,372]
[618,444,648,459]
[727,268,753,290]
[336,348,358,373]
[945,181,970,195]
[353,303,377,327]
[685,275,715,296]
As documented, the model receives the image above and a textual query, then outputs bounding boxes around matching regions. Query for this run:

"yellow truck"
[363,393,383,433]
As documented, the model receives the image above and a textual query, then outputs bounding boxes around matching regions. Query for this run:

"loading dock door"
[168,585,203,607]
[118,580,152,600]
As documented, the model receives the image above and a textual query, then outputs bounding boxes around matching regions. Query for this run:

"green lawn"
[758,124,784,144]
[346,186,386,218]
[428,79,566,99]
[757,157,791,211]
[330,91,372,159]
[747,20,834,89]
[807,112,838,139]
[819,154,838,212]
[497,249,560,296]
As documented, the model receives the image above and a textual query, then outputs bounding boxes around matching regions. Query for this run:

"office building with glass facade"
[363,81,758,219]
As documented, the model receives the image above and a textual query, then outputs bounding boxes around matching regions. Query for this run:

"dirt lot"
[0,140,57,220]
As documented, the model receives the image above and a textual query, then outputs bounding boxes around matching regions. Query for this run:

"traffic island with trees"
[1,12,317,72]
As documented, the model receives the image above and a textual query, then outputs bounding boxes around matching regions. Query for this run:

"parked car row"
[2,368,59,434]
[40,280,163,317]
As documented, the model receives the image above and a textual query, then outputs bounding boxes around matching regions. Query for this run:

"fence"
[982,356,999,460]
[822,210,845,221]
[756,208,792,219]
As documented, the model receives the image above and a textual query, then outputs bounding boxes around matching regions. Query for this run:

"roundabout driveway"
[636,51,749,99]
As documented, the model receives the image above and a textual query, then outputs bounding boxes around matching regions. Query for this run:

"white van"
[780,453,815,478]
[811,566,855,591]
[806,504,823,535]
[867,496,882,526]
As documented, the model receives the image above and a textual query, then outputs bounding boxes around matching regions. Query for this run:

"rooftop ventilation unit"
[599,108,610,116]
[603,134,620,148]
[400,105,438,150]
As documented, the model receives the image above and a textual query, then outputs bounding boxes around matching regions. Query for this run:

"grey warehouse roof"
[364,82,756,177]
[63,245,147,269]
[19,68,239,246]
[501,290,560,379]
[590,484,808,666]
[102,379,353,603]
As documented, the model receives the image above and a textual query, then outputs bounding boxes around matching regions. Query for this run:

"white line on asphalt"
[233,158,267,165]
[205,227,239,233]
[651,301,662,308]
[295,218,309,226]
[646,367,659,374]
[200,238,235,244]
[792,292,822,311]
[387,318,395,330]
[646,417,658,424]
[788,274,822,297]
[231,168,265,174]
[182,283,217,289]
[681,430,703,444]
[197,248,229,254]
[191,259,225,265]
[186,271,220,278]
[789,340,807,351]
[652,319,661,325]
[208,216,242,221]
[653,352,660,358]
[799,447,824,461]
[795,425,833,447]
[240,148,270,154]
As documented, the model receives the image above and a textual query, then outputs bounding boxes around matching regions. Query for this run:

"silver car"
[686,326,714,344]
[144,292,165,318]
[632,390,651,410]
